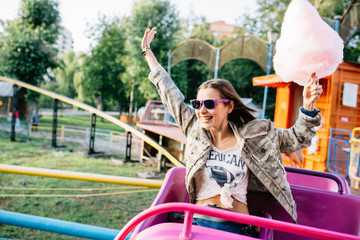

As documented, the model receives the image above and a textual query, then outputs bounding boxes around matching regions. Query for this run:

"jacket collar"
[194,119,269,141]
[229,119,269,139]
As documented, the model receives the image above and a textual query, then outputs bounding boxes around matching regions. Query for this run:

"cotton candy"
[273,0,344,86]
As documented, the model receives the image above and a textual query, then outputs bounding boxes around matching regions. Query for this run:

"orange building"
[253,61,360,172]
[210,21,237,38]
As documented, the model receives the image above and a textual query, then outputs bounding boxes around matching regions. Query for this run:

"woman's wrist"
[143,49,159,71]
[142,47,151,56]
[302,102,314,111]
[300,106,319,117]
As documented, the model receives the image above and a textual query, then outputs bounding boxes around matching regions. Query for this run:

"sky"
[0,0,257,52]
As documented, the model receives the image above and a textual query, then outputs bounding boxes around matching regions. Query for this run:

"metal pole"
[10,85,18,142]
[157,135,163,172]
[0,164,163,187]
[52,99,58,147]
[167,49,172,76]
[214,48,220,79]
[334,15,341,33]
[261,42,274,119]
[0,210,120,240]
[88,113,96,155]
[125,131,132,162]
[27,122,30,140]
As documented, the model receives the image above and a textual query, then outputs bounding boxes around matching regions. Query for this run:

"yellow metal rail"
[0,164,163,188]
[350,127,360,190]
[0,76,185,167]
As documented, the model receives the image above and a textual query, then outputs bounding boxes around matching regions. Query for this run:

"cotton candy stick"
[273,0,344,86]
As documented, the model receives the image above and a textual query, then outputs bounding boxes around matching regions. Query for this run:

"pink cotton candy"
[273,0,344,86]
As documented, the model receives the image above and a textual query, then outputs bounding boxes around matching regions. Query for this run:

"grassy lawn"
[0,132,160,239]
[38,114,128,133]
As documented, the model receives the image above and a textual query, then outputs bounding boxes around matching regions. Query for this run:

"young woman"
[141,27,323,237]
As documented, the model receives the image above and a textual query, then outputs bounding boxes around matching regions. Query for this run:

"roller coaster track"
[0,76,185,167]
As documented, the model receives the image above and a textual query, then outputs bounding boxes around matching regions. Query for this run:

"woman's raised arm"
[141,27,159,71]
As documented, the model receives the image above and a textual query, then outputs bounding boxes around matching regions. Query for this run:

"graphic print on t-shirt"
[205,148,247,188]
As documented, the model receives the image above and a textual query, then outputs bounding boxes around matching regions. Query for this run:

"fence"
[0,120,30,139]
[0,120,142,159]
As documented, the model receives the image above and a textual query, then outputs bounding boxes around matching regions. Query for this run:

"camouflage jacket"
[149,65,321,222]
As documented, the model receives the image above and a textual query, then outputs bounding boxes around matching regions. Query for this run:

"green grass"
[39,115,128,133]
[0,132,160,239]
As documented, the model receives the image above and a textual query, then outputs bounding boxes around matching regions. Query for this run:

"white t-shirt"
[195,143,249,208]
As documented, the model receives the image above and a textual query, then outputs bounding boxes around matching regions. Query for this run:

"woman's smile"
[199,115,213,123]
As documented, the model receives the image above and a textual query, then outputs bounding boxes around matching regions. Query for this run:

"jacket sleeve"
[148,64,196,137]
[275,108,321,153]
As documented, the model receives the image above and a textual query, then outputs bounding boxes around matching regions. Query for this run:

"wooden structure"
[137,100,186,170]
[0,81,27,119]
[253,61,360,172]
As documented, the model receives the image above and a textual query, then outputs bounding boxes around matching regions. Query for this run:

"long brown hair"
[198,79,257,125]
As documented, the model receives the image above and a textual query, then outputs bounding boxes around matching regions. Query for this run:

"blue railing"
[0,209,120,240]
[327,128,352,178]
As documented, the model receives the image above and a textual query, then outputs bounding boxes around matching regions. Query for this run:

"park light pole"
[261,31,278,119]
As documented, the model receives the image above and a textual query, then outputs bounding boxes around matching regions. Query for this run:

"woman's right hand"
[141,27,157,51]
[303,73,322,111]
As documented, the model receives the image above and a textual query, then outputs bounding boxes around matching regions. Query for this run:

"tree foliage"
[0,0,60,88]
[125,0,181,108]
[53,51,79,98]
[236,0,353,38]
[344,33,360,63]
[1,22,57,86]
[81,16,127,111]
[19,0,61,44]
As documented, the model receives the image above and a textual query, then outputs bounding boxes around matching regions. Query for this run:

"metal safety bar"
[285,166,349,194]
[0,209,119,240]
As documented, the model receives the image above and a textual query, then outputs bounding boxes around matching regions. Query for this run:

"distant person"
[141,27,323,237]
[7,111,20,126]
[7,112,12,122]
[14,111,20,126]
[31,111,39,131]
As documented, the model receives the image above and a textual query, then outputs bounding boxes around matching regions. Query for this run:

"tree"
[19,0,61,44]
[0,0,61,119]
[344,33,360,63]
[53,50,79,99]
[81,16,127,112]
[72,52,87,103]
[236,0,353,38]
[0,0,61,84]
[317,0,353,19]
[124,0,181,116]
[0,20,58,86]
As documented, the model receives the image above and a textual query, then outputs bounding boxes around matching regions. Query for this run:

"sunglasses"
[190,99,230,110]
